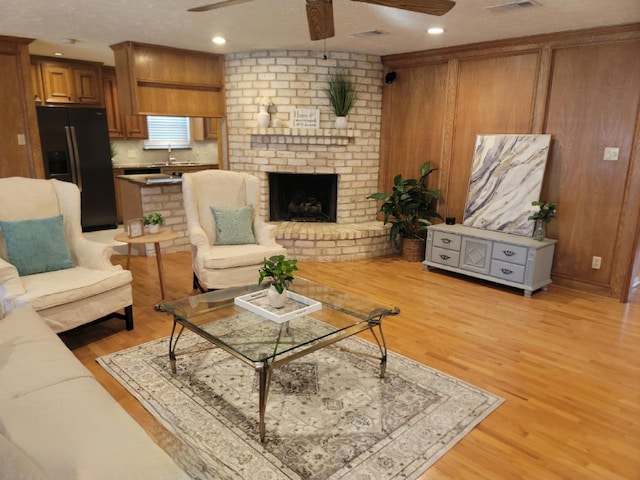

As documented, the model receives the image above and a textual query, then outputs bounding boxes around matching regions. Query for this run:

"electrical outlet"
[592,256,602,269]
[603,147,619,161]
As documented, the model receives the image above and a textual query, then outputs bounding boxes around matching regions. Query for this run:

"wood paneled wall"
[380,24,640,300]
[0,36,43,179]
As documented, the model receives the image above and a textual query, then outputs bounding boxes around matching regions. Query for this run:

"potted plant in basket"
[368,162,443,262]
[258,255,298,308]
[143,212,164,234]
[326,69,357,129]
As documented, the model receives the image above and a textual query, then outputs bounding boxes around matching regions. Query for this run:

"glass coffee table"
[155,277,399,442]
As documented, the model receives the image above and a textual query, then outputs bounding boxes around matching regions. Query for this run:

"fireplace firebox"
[269,173,337,222]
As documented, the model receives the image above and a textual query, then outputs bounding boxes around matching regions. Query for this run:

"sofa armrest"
[254,219,279,245]
[73,237,122,271]
[0,258,26,313]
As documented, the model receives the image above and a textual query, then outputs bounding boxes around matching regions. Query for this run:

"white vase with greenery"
[326,70,357,129]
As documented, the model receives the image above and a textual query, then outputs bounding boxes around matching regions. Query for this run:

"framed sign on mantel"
[290,108,320,128]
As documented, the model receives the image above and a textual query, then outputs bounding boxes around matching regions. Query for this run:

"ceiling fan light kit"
[189,0,456,41]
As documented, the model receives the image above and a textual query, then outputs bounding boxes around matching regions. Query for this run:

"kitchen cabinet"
[102,67,148,140]
[110,41,225,117]
[112,168,124,223]
[424,224,556,297]
[191,117,219,141]
[124,115,148,139]
[34,57,103,106]
[31,62,43,104]
[102,67,123,138]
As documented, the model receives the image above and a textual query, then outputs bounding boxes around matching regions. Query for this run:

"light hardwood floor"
[60,252,640,479]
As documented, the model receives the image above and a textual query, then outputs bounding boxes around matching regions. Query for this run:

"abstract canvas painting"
[463,134,551,236]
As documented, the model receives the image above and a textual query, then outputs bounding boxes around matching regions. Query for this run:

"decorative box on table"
[234,290,321,323]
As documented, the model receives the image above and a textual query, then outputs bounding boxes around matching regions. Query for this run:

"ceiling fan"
[188,0,456,41]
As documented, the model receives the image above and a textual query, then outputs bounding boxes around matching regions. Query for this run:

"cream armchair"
[0,177,133,332]
[182,169,286,290]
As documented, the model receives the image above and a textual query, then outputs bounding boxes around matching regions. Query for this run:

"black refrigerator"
[36,106,118,231]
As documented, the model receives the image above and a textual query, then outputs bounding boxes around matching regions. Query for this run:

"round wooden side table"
[114,230,178,300]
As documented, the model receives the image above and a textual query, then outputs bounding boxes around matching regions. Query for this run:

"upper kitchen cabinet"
[32,56,104,106]
[110,41,225,117]
[102,66,148,139]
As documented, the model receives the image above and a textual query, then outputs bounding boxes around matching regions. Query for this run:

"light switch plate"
[603,147,619,161]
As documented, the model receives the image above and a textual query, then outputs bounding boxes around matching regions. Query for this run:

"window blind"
[144,116,191,149]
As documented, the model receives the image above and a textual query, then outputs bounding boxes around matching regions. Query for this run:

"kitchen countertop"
[112,162,217,169]
[116,173,183,186]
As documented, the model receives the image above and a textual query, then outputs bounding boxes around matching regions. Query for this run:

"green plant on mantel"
[368,162,443,248]
[143,212,164,226]
[258,255,298,294]
[326,69,357,117]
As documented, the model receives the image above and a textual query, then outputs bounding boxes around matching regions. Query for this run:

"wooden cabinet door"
[102,68,124,138]
[204,118,219,139]
[31,63,43,104]
[73,68,101,104]
[124,115,148,138]
[41,63,74,103]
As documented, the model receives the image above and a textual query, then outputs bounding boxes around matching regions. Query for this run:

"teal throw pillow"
[0,215,75,276]
[210,205,256,245]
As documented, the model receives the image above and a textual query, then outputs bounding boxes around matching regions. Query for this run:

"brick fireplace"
[224,50,394,261]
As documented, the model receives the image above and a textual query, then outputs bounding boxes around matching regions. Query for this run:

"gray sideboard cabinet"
[424,224,557,297]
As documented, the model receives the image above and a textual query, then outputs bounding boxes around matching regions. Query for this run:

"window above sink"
[144,116,191,150]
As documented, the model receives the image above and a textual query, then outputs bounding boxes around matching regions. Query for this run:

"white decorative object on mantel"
[290,108,320,128]
[257,105,270,128]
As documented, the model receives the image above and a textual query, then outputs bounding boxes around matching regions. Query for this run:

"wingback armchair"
[0,177,133,332]
[182,169,286,290]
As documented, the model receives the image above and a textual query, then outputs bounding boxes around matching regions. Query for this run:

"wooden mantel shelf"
[250,127,358,147]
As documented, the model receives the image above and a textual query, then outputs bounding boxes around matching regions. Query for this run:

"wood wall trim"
[439,59,459,218]
[383,23,640,67]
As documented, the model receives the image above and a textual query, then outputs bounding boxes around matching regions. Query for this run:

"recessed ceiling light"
[212,36,226,45]
[427,27,445,35]
[54,52,63,56]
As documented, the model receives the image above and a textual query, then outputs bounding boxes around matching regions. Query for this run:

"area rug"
[97,318,503,480]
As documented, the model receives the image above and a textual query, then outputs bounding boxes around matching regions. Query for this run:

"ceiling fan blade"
[351,0,455,16]
[306,0,335,41]
[189,0,254,13]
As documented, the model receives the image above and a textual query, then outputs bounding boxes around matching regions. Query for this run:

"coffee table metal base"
[167,307,399,442]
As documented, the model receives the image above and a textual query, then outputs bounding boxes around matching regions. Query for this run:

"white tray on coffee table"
[234,289,322,323]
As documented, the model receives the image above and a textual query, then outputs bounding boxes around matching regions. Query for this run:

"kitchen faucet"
[167,144,177,165]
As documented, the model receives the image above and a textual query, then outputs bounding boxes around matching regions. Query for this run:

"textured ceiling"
[1,0,638,65]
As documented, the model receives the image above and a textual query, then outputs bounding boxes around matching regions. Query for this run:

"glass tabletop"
[156,277,393,364]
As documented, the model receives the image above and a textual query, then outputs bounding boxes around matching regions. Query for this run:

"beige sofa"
[0,305,188,480]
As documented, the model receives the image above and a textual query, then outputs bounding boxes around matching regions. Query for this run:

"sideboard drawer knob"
[501,268,513,275]
[441,238,451,244]
[440,254,451,260]
[503,250,515,256]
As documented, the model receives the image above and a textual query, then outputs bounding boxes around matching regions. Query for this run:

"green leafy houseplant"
[143,212,164,226]
[258,255,298,294]
[368,162,443,249]
[528,201,558,223]
[326,69,357,117]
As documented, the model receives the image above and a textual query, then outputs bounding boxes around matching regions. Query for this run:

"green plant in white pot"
[143,212,164,234]
[326,69,357,129]
[258,255,298,308]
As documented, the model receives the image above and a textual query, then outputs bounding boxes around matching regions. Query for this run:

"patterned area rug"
[98,318,503,479]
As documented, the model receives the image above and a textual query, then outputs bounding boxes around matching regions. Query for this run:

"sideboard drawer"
[432,231,461,251]
[490,260,525,283]
[493,242,528,265]
[431,246,460,268]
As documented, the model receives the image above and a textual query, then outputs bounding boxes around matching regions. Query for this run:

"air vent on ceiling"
[485,0,541,13]
[350,30,387,38]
